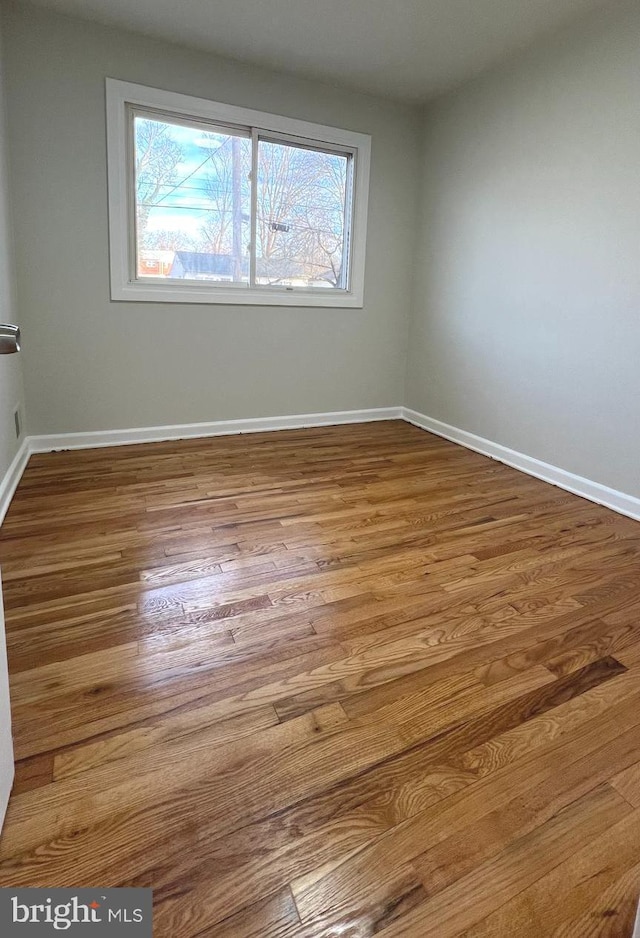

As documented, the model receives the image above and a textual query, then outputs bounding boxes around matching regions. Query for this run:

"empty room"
[0,0,638,933]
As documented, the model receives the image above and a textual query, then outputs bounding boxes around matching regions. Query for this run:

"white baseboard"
[2,406,639,527]
[2,408,400,524]
[0,439,29,526]
[402,407,640,522]
[27,407,403,454]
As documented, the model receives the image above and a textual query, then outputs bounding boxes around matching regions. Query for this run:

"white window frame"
[105,79,371,308]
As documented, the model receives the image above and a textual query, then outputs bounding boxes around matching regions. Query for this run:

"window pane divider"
[340,154,355,291]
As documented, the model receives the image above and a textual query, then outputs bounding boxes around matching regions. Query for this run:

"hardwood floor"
[1,419,640,936]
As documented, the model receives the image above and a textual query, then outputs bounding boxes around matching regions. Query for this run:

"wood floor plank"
[609,759,640,807]
[12,753,54,796]
[295,785,631,937]
[52,703,280,781]
[1,421,640,937]
[10,633,345,759]
[551,860,640,937]
[462,667,640,778]
[461,808,640,937]
[288,686,640,931]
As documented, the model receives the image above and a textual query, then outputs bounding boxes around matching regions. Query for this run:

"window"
[106,80,371,307]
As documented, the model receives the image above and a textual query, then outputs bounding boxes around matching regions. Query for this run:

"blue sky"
[140,120,245,239]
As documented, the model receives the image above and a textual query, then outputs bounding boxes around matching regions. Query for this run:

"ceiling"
[23,0,607,101]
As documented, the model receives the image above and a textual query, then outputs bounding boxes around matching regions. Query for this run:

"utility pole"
[231,136,243,281]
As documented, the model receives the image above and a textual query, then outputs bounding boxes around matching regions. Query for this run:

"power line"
[151,151,217,206]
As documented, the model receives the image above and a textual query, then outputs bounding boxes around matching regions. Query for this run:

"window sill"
[111,281,365,308]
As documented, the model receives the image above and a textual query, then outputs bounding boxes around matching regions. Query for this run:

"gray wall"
[406,0,640,497]
[1,2,420,435]
[3,0,639,500]
[0,16,25,481]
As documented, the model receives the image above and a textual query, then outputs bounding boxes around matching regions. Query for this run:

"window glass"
[255,138,349,289]
[134,115,251,284]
